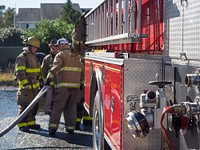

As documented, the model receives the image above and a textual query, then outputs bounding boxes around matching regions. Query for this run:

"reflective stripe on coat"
[15,48,41,89]
[48,50,83,88]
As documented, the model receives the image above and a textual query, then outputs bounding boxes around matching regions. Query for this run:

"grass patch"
[0,72,15,82]
[0,72,17,86]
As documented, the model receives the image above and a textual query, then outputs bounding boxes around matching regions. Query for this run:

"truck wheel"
[93,93,104,150]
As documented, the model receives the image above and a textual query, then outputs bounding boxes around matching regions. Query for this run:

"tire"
[93,92,104,150]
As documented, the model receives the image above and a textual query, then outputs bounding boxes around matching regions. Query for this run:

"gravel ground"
[0,88,93,150]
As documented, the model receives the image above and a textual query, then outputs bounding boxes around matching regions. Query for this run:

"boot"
[66,129,74,134]
[76,122,84,131]
[19,126,30,132]
[29,124,41,130]
[66,126,75,134]
[83,119,92,127]
[75,122,80,130]
[45,110,51,115]
[49,129,56,135]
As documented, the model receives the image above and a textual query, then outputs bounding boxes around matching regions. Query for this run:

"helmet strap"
[29,46,36,54]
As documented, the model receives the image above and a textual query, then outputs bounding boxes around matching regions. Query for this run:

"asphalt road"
[0,87,93,150]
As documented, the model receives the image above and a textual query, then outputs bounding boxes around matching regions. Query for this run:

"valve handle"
[149,81,172,88]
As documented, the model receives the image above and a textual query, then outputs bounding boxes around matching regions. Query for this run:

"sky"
[1,0,103,13]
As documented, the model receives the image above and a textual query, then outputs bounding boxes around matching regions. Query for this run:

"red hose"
[160,106,176,150]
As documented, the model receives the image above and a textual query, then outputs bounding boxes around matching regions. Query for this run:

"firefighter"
[45,38,83,135]
[41,39,58,115]
[14,36,42,132]
[72,13,92,55]
[76,97,92,130]
[72,29,92,130]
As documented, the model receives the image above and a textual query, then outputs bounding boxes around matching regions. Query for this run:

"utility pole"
[13,3,16,28]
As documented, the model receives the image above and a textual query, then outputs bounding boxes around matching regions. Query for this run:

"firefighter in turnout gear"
[41,39,58,115]
[45,38,83,135]
[76,96,92,130]
[15,36,42,132]
[41,39,58,79]
[72,28,92,130]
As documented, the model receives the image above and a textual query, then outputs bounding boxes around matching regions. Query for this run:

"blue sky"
[1,0,102,12]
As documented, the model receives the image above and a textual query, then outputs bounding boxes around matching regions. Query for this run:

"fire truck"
[76,0,200,149]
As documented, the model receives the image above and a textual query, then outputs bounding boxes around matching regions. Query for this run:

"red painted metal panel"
[104,63,122,149]
[84,57,123,149]
[84,59,91,110]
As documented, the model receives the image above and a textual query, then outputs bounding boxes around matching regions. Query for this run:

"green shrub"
[0,27,23,46]
[21,19,74,54]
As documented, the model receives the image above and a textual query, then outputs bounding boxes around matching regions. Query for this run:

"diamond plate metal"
[164,0,200,62]
[123,57,164,150]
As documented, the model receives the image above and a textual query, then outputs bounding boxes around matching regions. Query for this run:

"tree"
[60,0,81,24]
[0,5,5,13]
[0,27,23,71]
[0,5,15,28]
[21,19,74,54]
[0,5,6,28]
[0,27,23,46]
[4,8,15,28]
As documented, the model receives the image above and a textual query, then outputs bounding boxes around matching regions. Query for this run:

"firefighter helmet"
[26,36,40,48]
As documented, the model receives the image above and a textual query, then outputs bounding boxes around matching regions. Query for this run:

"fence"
[0,46,23,72]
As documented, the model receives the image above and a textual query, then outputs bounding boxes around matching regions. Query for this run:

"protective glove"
[39,79,44,88]
[45,78,52,86]
[80,83,84,90]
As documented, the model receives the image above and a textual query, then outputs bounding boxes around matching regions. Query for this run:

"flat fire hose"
[0,85,51,137]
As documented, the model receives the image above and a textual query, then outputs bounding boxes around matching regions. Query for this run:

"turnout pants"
[44,86,53,114]
[17,88,39,128]
[49,87,81,130]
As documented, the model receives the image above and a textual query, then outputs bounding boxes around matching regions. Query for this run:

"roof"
[17,8,40,21]
[17,3,83,22]
[40,3,63,20]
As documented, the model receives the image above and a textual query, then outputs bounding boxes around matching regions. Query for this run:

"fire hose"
[160,106,175,150]
[0,85,51,137]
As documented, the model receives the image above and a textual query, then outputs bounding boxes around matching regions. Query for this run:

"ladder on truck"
[85,0,147,46]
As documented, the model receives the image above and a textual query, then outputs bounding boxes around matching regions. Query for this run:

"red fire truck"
[77,0,200,149]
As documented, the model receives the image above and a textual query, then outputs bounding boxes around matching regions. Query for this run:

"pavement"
[0,113,93,150]
[0,88,93,150]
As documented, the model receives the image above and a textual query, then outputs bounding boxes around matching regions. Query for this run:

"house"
[16,8,40,29]
[16,3,84,30]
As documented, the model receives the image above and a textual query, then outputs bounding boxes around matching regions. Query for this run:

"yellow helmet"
[26,36,40,48]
